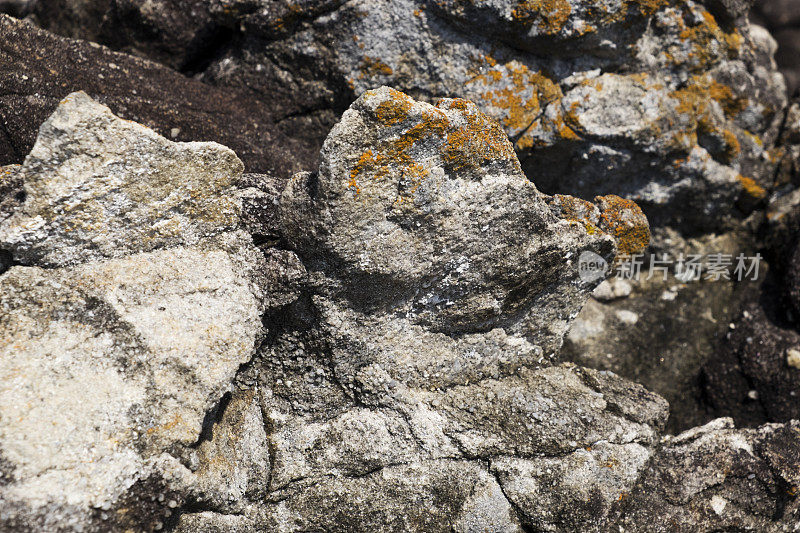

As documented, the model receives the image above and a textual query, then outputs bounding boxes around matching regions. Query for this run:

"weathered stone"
[752,0,800,94]
[704,297,800,427]
[279,87,619,369]
[0,93,270,532]
[0,14,317,175]
[225,88,669,532]
[0,244,264,531]
[0,92,244,267]
[564,270,762,433]
[615,418,800,532]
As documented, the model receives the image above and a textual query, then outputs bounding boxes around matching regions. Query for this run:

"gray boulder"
[0,94,271,531]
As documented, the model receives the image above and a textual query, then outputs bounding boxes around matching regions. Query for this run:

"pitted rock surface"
[22,0,788,242]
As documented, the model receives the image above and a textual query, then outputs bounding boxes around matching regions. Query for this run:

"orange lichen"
[548,194,601,235]
[737,175,767,200]
[375,92,415,125]
[669,75,748,160]
[467,61,574,148]
[596,195,651,256]
[721,129,740,162]
[511,0,572,33]
[548,193,650,256]
[672,7,743,69]
[348,90,519,201]
[359,56,393,78]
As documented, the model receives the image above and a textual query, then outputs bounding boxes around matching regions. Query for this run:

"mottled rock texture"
[22,0,787,242]
[0,85,663,533]
[0,14,316,175]
[0,4,798,529]
[0,94,270,531]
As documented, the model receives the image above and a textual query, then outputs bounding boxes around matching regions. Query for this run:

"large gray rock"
[205,87,669,532]
[0,94,271,531]
[0,92,242,267]
[279,87,623,366]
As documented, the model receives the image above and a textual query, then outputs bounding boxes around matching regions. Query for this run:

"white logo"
[578,250,608,283]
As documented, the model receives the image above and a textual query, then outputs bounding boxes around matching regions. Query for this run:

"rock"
[0,94,273,531]
[279,87,620,370]
[593,278,633,302]
[703,297,800,427]
[0,164,21,225]
[221,87,668,531]
[23,0,787,242]
[0,91,243,267]
[752,0,800,94]
[0,245,263,531]
[564,270,761,433]
[615,417,800,532]
[0,14,317,175]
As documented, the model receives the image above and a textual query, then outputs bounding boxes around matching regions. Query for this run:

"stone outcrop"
[0,86,666,533]
[0,2,798,529]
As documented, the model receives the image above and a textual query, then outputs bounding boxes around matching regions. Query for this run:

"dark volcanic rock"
[704,298,800,427]
[616,418,800,532]
[0,14,317,176]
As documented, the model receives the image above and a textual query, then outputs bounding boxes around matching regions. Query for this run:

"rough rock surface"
[0,92,244,267]
[617,417,800,532]
[1,85,667,532]
[0,10,797,526]
[0,94,269,531]
[0,14,316,175]
[564,272,761,433]
[23,0,788,242]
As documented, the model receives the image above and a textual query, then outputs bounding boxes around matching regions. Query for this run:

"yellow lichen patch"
[441,98,519,172]
[359,55,393,78]
[669,75,748,159]
[348,91,519,201]
[511,0,572,33]
[596,195,650,256]
[468,62,562,134]
[549,194,601,235]
[737,175,767,200]
[721,129,740,162]
[672,7,743,69]
[467,61,575,149]
[375,91,415,125]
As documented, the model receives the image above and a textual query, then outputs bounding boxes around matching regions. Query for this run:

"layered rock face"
[7,0,795,432]
[0,85,797,532]
[0,0,799,531]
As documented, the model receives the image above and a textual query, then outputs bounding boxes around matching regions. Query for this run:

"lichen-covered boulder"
[280,87,622,366]
[211,87,669,532]
[21,0,788,243]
